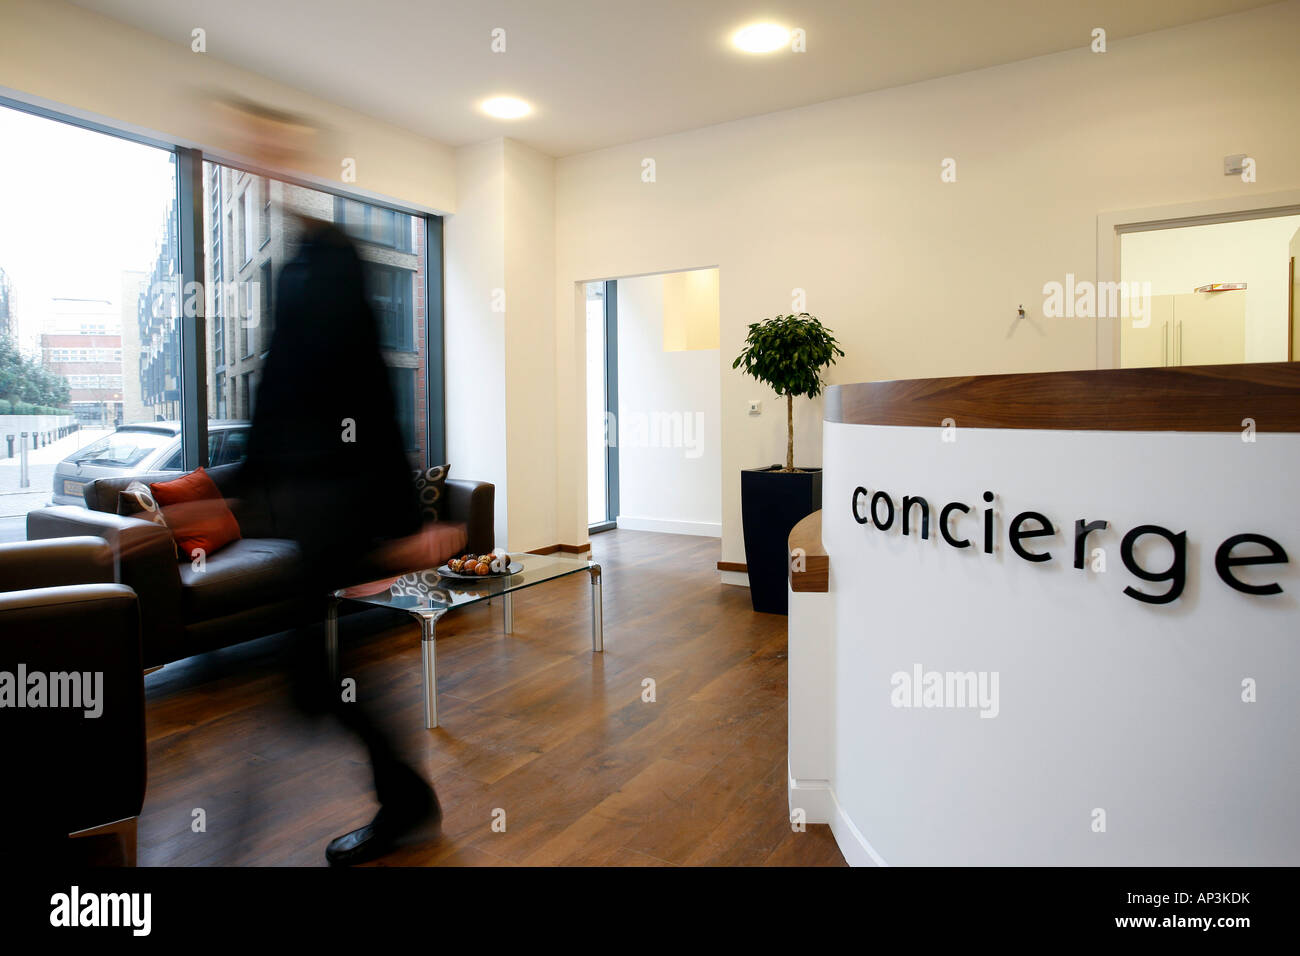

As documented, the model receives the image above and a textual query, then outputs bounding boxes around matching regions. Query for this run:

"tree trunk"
[786,392,794,471]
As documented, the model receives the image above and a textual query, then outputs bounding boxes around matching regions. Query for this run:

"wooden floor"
[138,530,846,867]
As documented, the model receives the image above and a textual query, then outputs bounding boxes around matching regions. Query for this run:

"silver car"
[51,421,250,506]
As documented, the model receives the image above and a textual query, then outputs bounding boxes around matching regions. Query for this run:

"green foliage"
[731,312,845,470]
[2,401,68,415]
[0,333,21,401]
[731,313,844,400]
[0,330,71,410]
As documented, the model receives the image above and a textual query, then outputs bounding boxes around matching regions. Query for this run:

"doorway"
[1097,193,1300,368]
[584,268,722,538]
[1118,214,1300,368]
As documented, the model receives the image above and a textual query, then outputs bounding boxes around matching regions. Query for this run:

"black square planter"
[739,466,823,615]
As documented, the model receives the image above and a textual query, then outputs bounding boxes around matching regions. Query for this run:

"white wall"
[807,421,1300,865]
[445,141,508,545]
[0,415,75,434]
[503,139,558,552]
[1122,215,1300,363]
[0,0,455,213]
[553,1,1300,570]
[444,138,558,552]
[614,272,721,536]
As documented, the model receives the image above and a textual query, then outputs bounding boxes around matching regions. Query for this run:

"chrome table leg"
[590,564,603,653]
[417,610,446,729]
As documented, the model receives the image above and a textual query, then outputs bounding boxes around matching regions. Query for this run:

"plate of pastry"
[437,553,522,579]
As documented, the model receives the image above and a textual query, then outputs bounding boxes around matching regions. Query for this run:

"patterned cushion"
[412,464,450,522]
[118,481,179,558]
[119,480,166,526]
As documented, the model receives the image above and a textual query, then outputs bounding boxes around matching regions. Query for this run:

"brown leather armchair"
[27,462,495,669]
[0,537,146,865]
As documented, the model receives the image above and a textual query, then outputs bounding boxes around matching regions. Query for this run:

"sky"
[0,104,177,351]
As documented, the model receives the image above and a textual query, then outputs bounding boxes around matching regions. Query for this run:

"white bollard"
[18,432,29,489]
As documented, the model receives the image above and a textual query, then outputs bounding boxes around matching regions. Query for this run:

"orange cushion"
[150,467,242,559]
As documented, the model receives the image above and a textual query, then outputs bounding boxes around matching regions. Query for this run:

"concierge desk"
[787,362,1300,866]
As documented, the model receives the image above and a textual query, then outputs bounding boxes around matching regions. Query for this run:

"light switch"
[748,399,761,415]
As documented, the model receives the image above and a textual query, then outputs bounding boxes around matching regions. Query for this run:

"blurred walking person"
[221,97,441,865]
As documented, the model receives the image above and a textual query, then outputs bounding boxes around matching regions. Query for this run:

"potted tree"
[732,312,844,614]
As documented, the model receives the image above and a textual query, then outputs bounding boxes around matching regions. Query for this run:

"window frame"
[366,261,417,352]
[240,280,254,359]
[334,195,414,253]
[259,180,271,250]
[258,260,273,356]
[242,186,256,265]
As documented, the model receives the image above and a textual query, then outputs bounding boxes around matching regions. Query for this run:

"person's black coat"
[240,219,420,588]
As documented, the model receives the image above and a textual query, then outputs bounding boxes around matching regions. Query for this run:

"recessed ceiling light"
[480,96,531,119]
[732,23,790,54]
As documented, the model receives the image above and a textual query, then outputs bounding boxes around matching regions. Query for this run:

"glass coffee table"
[326,553,602,728]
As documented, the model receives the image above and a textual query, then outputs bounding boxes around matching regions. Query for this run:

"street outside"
[0,426,110,542]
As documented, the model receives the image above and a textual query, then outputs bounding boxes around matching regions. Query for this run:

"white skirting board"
[615,515,721,537]
[788,767,888,867]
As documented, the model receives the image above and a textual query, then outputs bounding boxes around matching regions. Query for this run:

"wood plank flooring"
[137,529,846,866]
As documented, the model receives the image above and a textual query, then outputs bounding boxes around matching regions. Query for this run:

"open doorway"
[1117,213,1300,368]
[585,268,722,538]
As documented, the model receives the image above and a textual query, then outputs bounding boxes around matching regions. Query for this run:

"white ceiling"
[74,0,1275,157]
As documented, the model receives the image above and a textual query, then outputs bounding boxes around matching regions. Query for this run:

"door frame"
[1095,189,1300,368]
[588,280,619,535]
[1288,254,1295,360]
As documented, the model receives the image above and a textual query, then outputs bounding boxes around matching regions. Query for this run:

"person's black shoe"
[325,783,442,866]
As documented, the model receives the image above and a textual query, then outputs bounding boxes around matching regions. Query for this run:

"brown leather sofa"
[26,462,494,669]
[0,536,146,865]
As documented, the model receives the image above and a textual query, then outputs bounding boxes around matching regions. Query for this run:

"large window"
[0,102,179,539]
[0,98,443,542]
[201,161,433,468]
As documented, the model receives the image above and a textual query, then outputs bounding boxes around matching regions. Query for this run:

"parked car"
[51,420,250,506]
